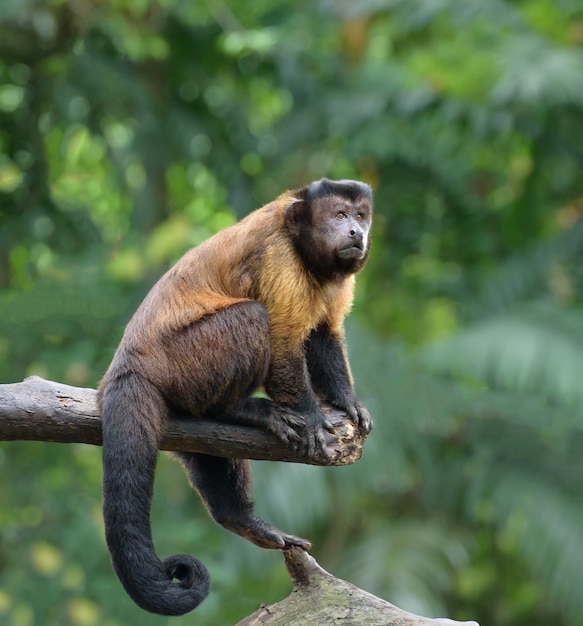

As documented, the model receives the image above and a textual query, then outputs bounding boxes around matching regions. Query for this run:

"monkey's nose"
[349,224,363,241]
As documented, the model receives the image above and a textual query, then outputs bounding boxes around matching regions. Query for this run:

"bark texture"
[237,547,480,626]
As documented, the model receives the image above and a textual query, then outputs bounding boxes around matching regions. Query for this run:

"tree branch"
[0,377,365,466]
[237,547,480,626]
[1,377,480,625]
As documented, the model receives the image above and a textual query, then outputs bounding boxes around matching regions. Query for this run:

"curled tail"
[99,372,210,615]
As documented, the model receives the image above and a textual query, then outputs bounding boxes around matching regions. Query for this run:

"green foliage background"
[1,1,583,625]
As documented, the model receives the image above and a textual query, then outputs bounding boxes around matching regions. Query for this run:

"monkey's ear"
[284,198,308,236]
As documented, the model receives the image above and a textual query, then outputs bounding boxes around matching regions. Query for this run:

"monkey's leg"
[175,452,311,551]
[169,302,309,549]
[168,300,305,444]
[306,324,373,434]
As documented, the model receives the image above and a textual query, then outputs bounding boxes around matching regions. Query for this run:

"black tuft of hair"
[305,178,372,204]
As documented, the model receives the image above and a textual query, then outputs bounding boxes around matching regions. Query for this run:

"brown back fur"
[101,190,355,392]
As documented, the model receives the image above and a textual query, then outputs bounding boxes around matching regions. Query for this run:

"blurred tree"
[1,0,583,625]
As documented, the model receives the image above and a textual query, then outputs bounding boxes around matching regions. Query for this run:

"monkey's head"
[285,178,373,280]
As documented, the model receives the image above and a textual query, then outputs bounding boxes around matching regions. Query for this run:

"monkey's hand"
[328,391,373,435]
[351,400,373,435]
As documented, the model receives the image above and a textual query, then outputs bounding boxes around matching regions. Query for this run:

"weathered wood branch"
[0,377,365,466]
[237,547,479,626]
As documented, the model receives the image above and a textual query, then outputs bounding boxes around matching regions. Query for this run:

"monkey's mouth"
[337,244,364,260]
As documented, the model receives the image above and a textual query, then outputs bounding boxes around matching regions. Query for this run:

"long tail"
[99,372,210,616]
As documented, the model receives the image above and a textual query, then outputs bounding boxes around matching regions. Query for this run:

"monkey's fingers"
[281,533,312,551]
[326,395,361,428]
[356,403,373,435]
[267,420,302,444]
[229,516,311,551]
[302,424,338,459]
[279,407,306,430]
[274,407,307,443]
[345,404,359,423]
[322,414,336,433]
[342,401,373,435]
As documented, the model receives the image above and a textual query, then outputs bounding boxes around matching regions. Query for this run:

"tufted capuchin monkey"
[96,178,373,615]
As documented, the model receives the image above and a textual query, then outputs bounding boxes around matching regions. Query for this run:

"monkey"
[96,178,373,615]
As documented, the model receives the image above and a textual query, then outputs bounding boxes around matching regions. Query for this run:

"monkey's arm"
[305,324,372,434]
[264,346,336,456]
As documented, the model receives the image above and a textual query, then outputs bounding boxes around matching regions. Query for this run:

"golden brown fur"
[110,191,354,360]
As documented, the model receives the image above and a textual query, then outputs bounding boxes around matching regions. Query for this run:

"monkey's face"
[286,181,373,279]
[312,195,372,265]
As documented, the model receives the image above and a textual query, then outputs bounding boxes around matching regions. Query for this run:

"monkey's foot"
[294,409,338,459]
[218,399,306,444]
[222,515,311,551]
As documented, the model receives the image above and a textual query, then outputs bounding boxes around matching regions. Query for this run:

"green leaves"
[423,305,583,406]
[493,36,583,107]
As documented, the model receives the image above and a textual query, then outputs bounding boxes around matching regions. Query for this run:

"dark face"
[311,194,372,262]
[285,179,373,280]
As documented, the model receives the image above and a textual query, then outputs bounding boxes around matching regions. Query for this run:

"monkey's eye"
[336,212,347,220]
